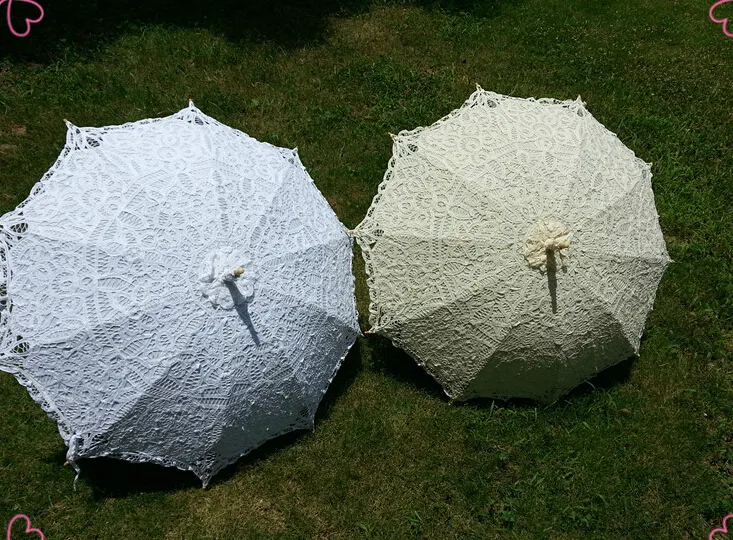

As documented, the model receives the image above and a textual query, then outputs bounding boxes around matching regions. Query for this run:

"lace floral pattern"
[0,103,360,486]
[355,87,671,402]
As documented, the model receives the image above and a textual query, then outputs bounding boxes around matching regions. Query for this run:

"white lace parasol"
[354,87,671,403]
[0,102,360,487]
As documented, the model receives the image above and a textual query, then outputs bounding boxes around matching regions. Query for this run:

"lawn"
[0,0,732,538]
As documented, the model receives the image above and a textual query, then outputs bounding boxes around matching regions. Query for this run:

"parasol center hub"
[198,248,256,309]
[524,219,572,271]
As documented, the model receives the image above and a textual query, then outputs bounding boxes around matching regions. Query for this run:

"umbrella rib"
[261,286,360,334]
[571,174,651,232]
[376,273,526,399]
[256,230,348,267]
[366,230,518,247]
[374,268,524,336]
[574,247,671,266]
[570,264,662,352]
[8,233,187,347]
[244,151,305,246]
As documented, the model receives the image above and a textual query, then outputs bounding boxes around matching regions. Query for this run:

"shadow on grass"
[0,0,520,64]
[368,334,448,401]
[560,355,636,401]
[413,0,521,17]
[0,0,369,63]
[78,456,201,496]
[76,341,363,498]
[315,338,364,424]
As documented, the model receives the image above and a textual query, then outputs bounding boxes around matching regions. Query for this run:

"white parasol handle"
[221,267,245,283]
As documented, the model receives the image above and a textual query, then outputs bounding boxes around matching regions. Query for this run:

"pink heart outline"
[710,513,733,540]
[6,514,44,540]
[0,0,44,38]
[710,0,733,37]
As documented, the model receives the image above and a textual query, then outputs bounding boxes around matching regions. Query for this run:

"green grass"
[1,0,732,538]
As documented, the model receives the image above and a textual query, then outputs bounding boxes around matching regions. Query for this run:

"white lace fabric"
[355,87,671,403]
[0,103,360,486]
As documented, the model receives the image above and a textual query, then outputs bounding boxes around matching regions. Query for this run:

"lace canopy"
[0,103,360,486]
[355,87,671,403]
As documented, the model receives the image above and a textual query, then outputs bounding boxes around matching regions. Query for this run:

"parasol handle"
[221,267,245,283]
[543,238,570,252]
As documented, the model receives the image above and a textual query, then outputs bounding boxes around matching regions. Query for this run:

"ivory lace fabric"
[0,103,360,486]
[355,87,671,403]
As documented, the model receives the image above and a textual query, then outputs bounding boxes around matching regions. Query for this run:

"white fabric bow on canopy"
[355,87,671,403]
[0,103,360,486]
